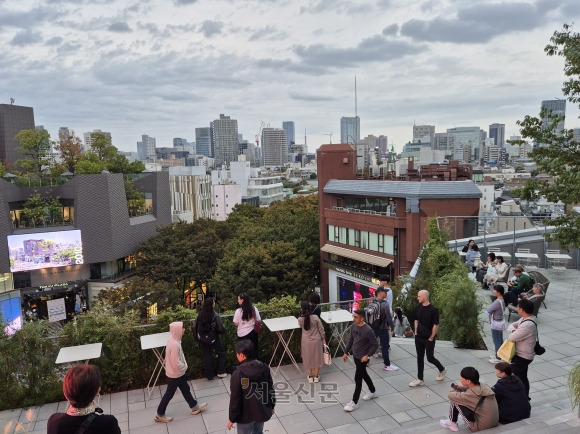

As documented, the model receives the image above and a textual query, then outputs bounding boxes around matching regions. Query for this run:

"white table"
[56,343,102,364]
[320,310,353,358]
[515,252,540,268]
[545,253,572,270]
[140,331,171,401]
[263,316,301,375]
[491,251,512,261]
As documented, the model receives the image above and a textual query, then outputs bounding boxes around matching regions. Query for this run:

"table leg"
[146,347,166,401]
[270,330,301,376]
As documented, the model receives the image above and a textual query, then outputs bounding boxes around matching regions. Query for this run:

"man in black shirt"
[409,290,446,387]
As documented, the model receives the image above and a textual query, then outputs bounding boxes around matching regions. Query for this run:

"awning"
[321,244,393,267]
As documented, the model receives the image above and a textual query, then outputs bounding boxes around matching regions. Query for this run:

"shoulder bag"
[523,319,546,355]
[253,307,262,334]
[490,300,506,330]
[74,413,97,434]
[323,344,332,365]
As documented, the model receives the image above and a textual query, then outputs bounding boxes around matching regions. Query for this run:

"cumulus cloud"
[199,20,223,38]
[289,92,336,102]
[382,24,398,36]
[300,0,373,14]
[0,6,61,29]
[174,0,197,4]
[11,29,43,46]
[400,1,564,44]
[249,25,287,41]
[108,22,132,33]
[45,36,63,46]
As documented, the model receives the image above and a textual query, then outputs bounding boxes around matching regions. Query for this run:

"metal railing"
[331,206,396,217]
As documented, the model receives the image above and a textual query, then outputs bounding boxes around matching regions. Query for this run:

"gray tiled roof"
[323,179,482,199]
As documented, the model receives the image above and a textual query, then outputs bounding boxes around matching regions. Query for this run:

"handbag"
[497,339,516,362]
[253,307,262,334]
[524,319,546,355]
[323,344,332,365]
[404,326,414,338]
[490,300,506,330]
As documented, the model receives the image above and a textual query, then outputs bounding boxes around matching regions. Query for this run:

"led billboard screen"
[0,296,21,334]
[338,277,373,311]
[8,230,84,272]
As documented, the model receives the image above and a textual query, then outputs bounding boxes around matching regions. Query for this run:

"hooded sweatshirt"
[492,375,531,424]
[229,359,275,424]
[165,321,187,378]
[448,383,499,431]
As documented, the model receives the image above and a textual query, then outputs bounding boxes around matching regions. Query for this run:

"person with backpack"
[368,287,398,371]
[194,297,227,381]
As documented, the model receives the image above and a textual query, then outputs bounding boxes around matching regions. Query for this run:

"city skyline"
[2,0,580,154]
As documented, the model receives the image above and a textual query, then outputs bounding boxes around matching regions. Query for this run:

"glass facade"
[327,225,395,255]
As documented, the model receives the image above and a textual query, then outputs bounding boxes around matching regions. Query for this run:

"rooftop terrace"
[2,269,579,433]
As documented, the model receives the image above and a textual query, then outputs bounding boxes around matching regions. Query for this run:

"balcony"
[331,206,395,217]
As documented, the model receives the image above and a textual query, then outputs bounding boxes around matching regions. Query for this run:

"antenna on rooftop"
[10,98,14,105]
[354,76,358,145]
[324,133,333,144]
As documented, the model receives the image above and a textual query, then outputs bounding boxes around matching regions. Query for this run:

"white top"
[233,306,261,337]
[56,343,102,364]
[263,316,300,332]
[140,332,171,350]
[320,309,353,324]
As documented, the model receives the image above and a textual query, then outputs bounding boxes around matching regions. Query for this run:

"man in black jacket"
[227,340,275,433]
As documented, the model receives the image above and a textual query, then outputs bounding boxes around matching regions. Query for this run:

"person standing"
[308,292,322,318]
[487,285,505,364]
[298,301,326,383]
[506,299,536,401]
[233,293,260,360]
[227,340,275,434]
[409,290,446,387]
[194,297,227,381]
[369,287,398,371]
[378,274,393,313]
[154,322,207,423]
[342,309,379,412]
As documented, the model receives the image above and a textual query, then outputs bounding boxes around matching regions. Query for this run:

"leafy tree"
[14,129,52,175]
[88,131,115,162]
[56,130,83,173]
[511,24,580,249]
[134,220,230,305]
[20,193,47,226]
[75,151,108,174]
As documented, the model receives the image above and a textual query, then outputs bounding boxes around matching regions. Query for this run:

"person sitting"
[519,283,544,302]
[491,361,530,425]
[504,266,533,306]
[392,307,412,338]
[476,252,496,284]
[482,256,508,289]
[439,366,498,432]
[465,243,480,272]
[48,364,121,434]
[461,239,475,253]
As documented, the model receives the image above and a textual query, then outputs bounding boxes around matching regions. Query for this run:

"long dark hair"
[394,307,404,324]
[199,297,215,325]
[239,293,254,321]
[301,300,311,331]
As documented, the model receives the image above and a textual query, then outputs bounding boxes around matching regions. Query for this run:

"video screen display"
[0,296,21,335]
[338,277,373,311]
[8,230,84,272]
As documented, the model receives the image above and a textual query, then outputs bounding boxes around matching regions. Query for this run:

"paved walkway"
[1,269,579,433]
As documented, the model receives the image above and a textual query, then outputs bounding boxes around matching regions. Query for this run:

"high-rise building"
[261,128,287,167]
[210,114,238,166]
[195,127,211,157]
[412,125,435,145]
[541,99,566,135]
[447,127,480,163]
[377,135,388,155]
[0,104,35,166]
[489,123,505,148]
[282,121,295,147]
[140,134,156,160]
[340,116,360,144]
[84,130,112,149]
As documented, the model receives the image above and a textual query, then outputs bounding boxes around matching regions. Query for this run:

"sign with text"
[46,297,66,322]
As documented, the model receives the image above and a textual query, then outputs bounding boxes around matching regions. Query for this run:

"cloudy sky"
[1,0,579,153]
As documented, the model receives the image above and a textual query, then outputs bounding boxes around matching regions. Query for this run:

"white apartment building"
[247,176,284,207]
[169,166,212,223]
[212,183,242,221]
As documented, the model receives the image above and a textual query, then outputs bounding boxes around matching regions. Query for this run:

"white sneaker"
[362,391,378,400]
[409,379,425,387]
[436,368,447,381]
[440,419,459,432]
[489,357,502,364]
[384,364,399,371]
[308,376,313,383]
[217,373,227,378]
[313,376,319,383]
[343,400,358,412]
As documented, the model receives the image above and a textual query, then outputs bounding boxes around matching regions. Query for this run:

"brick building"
[317,144,481,303]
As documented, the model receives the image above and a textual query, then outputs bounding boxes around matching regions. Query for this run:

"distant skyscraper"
[541,99,566,133]
[195,127,211,157]
[84,130,112,149]
[282,121,295,147]
[141,134,156,160]
[210,114,238,166]
[377,135,388,155]
[447,127,480,162]
[0,103,35,166]
[340,116,360,144]
[412,125,435,145]
[489,123,505,148]
[261,128,287,167]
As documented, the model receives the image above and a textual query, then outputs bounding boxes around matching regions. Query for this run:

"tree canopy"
[512,24,580,249]
[14,129,52,175]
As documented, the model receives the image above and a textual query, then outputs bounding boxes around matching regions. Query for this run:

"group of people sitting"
[440,363,531,432]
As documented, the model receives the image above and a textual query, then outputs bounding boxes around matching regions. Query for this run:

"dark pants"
[201,337,227,380]
[504,290,519,306]
[239,330,259,360]
[511,355,533,399]
[476,268,487,283]
[157,374,197,416]
[415,336,445,380]
[353,357,375,404]
[373,328,391,366]
[450,402,476,429]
